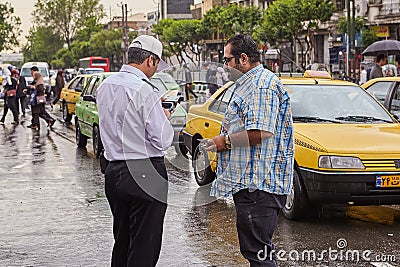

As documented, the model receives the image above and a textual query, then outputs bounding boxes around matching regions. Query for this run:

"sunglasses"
[223,56,236,64]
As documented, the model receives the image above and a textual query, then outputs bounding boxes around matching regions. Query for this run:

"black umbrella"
[362,39,400,56]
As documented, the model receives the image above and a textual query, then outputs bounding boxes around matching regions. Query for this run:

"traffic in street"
[0,106,399,267]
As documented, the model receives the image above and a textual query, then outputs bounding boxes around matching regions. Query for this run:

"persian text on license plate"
[376,175,400,188]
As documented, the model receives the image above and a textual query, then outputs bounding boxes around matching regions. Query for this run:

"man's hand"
[204,135,225,152]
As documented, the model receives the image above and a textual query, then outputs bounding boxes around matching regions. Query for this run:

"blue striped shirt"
[211,64,294,198]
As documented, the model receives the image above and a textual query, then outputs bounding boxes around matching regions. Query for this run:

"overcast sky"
[12,0,158,47]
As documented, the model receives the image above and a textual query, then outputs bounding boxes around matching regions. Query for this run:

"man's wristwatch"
[224,134,232,150]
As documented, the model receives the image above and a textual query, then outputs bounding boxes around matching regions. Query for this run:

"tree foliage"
[154,19,207,64]
[32,0,105,45]
[338,16,366,34]
[23,26,64,64]
[0,2,21,52]
[199,4,263,39]
[256,0,334,70]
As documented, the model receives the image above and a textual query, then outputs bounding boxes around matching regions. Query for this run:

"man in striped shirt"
[206,34,294,266]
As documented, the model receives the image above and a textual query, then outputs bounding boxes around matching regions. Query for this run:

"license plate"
[376,175,400,188]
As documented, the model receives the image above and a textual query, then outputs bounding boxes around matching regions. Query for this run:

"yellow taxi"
[59,74,91,123]
[183,70,400,220]
[361,77,400,118]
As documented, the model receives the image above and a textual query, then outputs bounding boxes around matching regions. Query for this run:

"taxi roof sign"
[303,70,331,79]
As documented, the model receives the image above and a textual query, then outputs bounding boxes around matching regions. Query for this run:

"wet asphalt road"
[0,105,399,267]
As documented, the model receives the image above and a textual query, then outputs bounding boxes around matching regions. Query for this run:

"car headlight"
[169,116,186,126]
[318,156,365,169]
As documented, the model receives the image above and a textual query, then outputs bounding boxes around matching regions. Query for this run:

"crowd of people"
[0,65,56,129]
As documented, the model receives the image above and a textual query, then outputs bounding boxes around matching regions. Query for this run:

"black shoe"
[11,121,19,125]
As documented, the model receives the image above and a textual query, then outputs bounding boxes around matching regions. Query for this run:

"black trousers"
[16,96,26,115]
[105,157,168,267]
[31,103,54,127]
[233,189,286,267]
[1,96,18,122]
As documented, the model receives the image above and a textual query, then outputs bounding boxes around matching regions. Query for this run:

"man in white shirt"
[97,35,173,267]
[359,65,367,85]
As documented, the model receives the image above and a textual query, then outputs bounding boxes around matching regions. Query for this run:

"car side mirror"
[83,95,96,103]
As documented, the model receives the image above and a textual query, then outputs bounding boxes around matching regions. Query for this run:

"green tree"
[338,16,365,34]
[154,19,207,64]
[32,0,105,45]
[199,4,263,39]
[23,26,64,64]
[362,29,379,48]
[0,2,21,52]
[338,16,378,48]
[256,0,334,70]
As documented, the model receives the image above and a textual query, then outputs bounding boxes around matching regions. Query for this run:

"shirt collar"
[120,64,148,80]
[235,64,264,87]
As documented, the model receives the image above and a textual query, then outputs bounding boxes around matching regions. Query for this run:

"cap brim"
[157,59,170,71]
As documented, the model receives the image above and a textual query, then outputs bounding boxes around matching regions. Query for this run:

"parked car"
[183,70,400,220]
[75,72,115,157]
[60,74,91,122]
[361,77,400,119]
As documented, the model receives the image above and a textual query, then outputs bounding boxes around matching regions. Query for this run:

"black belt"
[109,156,164,164]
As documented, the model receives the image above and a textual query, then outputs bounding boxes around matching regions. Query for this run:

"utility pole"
[346,0,350,79]
[351,0,356,82]
[119,2,129,65]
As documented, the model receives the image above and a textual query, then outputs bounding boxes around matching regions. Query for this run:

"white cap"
[129,35,169,71]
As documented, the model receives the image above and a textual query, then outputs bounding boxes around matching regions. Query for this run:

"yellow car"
[60,74,91,123]
[361,77,400,118]
[183,71,400,220]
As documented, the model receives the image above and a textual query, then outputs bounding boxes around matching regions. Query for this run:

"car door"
[63,76,84,104]
[81,75,101,138]
[77,75,97,137]
[86,75,102,134]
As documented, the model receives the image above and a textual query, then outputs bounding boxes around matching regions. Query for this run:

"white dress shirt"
[97,65,174,161]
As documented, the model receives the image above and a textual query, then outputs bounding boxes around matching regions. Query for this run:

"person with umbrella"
[370,54,387,79]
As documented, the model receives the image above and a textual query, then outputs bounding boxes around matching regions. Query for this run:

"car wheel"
[282,169,309,220]
[76,122,87,148]
[62,102,72,123]
[93,125,103,158]
[193,144,216,186]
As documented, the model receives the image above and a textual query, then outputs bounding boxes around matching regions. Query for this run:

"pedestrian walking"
[205,34,294,267]
[216,66,229,85]
[0,69,19,125]
[15,69,28,117]
[97,35,173,267]
[26,69,56,129]
[359,65,367,85]
[51,70,65,109]
[370,54,387,79]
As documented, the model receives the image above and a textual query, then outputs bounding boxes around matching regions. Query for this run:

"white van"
[20,62,51,96]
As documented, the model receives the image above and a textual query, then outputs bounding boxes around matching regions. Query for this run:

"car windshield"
[158,73,177,84]
[286,84,394,123]
[20,67,48,77]
[84,68,104,74]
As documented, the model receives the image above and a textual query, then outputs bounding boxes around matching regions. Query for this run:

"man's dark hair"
[376,54,386,62]
[225,34,260,64]
[31,66,39,71]
[127,47,158,65]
